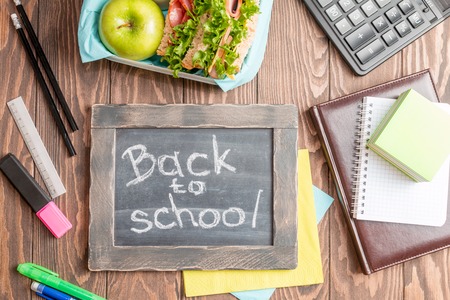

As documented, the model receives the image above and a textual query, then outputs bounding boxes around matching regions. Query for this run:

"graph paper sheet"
[352,97,450,226]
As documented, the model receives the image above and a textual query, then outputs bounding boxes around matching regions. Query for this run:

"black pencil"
[11,14,76,157]
[13,0,79,132]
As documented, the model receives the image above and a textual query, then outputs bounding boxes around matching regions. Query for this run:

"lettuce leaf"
[161,19,197,78]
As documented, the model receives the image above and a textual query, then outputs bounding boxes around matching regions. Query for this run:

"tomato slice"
[181,12,191,23]
[179,0,193,12]
[168,0,185,27]
[168,0,194,27]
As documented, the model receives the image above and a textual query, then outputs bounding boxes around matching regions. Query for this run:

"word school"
[130,191,263,232]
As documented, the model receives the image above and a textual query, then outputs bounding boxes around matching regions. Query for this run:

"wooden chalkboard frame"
[89,104,298,271]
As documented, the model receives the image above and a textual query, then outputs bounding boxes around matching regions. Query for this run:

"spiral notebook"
[352,97,450,226]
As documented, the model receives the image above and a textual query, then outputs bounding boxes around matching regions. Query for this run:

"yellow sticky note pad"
[183,149,323,297]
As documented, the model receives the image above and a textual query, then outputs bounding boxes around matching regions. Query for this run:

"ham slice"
[226,0,242,19]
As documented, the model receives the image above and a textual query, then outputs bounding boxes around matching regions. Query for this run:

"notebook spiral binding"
[351,101,373,218]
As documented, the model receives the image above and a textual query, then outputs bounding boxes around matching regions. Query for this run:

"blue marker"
[35,293,56,300]
[31,281,76,300]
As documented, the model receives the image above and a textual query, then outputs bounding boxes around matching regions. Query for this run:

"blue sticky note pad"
[231,186,333,300]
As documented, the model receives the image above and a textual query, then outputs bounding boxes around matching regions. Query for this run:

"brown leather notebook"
[309,70,450,275]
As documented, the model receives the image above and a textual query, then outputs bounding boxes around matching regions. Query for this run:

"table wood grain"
[0,0,449,299]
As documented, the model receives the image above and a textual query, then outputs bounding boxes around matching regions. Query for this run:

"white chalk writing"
[124,134,264,234]
[129,191,263,232]
[213,135,236,174]
[130,210,153,233]
[252,190,263,228]
[121,144,156,187]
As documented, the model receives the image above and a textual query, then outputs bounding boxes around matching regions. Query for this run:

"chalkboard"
[114,128,273,246]
[89,104,298,271]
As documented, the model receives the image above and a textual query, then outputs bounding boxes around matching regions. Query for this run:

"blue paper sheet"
[77,0,274,91]
[232,288,276,300]
[313,185,334,224]
[231,185,334,300]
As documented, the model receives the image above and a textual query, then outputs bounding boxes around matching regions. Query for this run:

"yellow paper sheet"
[183,149,323,297]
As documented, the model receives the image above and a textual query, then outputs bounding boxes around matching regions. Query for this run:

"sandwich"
[157,0,260,79]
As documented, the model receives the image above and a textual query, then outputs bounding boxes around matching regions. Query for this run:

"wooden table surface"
[1,0,449,299]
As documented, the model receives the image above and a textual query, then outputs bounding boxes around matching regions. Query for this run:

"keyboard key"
[345,23,376,50]
[408,11,424,28]
[375,0,391,8]
[339,0,355,12]
[372,16,389,32]
[382,29,399,46]
[362,0,378,17]
[355,0,364,3]
[349,9,365,26]
[335,18,352,35]
[386,7,402,23]
[395,20,412,36]
[326,5,343,21]
[318,0,333,8]
[398,0,414,14]
[356,39,385,64]
[422,7,437,22]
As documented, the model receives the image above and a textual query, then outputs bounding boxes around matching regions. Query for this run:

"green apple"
[99,0,165,61]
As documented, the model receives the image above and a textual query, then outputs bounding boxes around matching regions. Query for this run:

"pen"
[32,281,76,300]
[10,13,76,157]
[17,263,106,300]
[13,0,79,132]
[35,292,56,300]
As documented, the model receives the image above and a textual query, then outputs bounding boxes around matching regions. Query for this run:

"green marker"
[17,263,106,300]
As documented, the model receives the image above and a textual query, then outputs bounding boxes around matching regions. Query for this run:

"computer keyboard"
[303,0,450,74]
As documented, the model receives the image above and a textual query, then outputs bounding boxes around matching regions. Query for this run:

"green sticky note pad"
[368,89,450,182]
